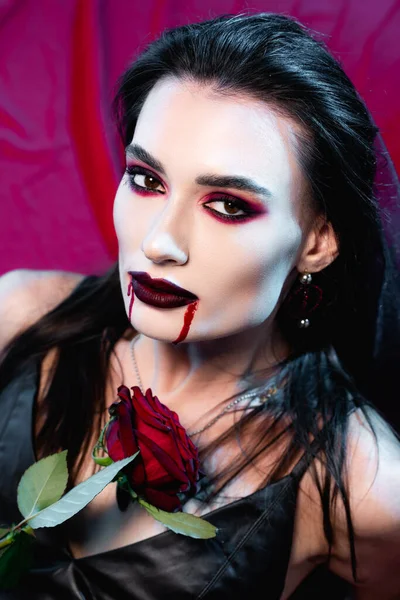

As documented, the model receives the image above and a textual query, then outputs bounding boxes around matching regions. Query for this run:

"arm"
[0,268,85,351]
[328,409,400,599]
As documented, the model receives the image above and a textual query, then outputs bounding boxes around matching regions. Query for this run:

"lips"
[128,271,198,309]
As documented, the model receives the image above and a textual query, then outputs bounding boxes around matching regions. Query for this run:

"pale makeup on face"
[113,77,312,395]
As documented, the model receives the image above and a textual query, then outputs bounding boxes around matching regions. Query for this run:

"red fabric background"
[1,0,399,275]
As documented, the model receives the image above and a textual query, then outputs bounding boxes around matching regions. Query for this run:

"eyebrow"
[125,143,273,199]
[195,174,272,199]
[126,143,166,175]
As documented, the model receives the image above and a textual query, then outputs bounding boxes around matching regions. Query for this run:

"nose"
[141,202,189,266]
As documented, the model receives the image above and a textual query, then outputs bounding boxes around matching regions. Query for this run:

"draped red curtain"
[1,0,399,275]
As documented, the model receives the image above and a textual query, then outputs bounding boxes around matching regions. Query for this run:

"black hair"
[1,12,399,582]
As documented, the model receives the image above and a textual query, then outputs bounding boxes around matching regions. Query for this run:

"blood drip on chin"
[127,280,134,322]
[172,301,198,345]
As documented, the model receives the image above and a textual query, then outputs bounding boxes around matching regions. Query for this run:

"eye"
[133,173,163,192]
[207,199,246,216]
[204,197,249,220]
[125,166,165,194]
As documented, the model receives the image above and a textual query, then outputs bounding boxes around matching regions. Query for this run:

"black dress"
[0,356,352,599]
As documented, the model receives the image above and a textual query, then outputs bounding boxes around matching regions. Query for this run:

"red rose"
[105,385,200,512]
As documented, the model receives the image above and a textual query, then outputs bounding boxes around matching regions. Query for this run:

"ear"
[297,217,339,273]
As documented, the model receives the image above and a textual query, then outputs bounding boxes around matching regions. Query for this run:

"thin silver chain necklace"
[129,336,278,437]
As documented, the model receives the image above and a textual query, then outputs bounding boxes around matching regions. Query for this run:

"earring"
[285,270,323,328]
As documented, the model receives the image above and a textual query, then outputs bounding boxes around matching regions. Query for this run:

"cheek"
[113,183,128,239]
[113,183,151,250]
[196,220,301,330]
[244,232,301,320]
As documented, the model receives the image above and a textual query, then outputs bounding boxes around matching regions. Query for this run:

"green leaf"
[139,499,218,539]
[17,450,68,519]
[0,531,34,589]
[28,453,138,529]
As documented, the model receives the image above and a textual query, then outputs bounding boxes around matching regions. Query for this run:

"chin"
[129,311,189,344]
[131,317,250,346]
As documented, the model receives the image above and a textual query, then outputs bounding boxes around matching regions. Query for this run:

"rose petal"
[144,474,180,489]
[117,385,133,403]
[145,388,161,413]
[143,488,182,512]
[130,457,146,487]
[172,424,200,470]
[130,387,171,432]
[174,433,196,462]
[148,475,191,495]
[149,392,170,418]
[105,419,125,461]
[135,430,188,484]
[137,419,186,475]
[137,440,172,482]
[115,400,138,457]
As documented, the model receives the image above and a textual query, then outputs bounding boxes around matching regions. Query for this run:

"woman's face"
[114,78,311,343]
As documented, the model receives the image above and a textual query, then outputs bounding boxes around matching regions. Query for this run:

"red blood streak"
[172,301,198,345]
[127,280,134,322]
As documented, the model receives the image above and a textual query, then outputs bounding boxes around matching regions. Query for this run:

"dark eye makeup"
[125,165,165,195]
[202,198,261,223]
[124,165,264,223]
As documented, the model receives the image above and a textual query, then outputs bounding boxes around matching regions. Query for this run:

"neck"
[131,321,288,402]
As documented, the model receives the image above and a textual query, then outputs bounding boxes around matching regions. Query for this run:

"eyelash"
[124,165,257,223]
[125,166,165,195]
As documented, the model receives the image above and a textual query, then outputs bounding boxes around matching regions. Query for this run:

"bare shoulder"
[336,407,400,536]
[283,407,400,598]
[303,407,400,595]
[0,269,85,351]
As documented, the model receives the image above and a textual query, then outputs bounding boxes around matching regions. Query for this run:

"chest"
[61,452,325,600]
[34,346,327,595]
[34,472,323,600]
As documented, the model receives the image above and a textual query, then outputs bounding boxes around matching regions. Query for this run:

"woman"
[1,12,400,599]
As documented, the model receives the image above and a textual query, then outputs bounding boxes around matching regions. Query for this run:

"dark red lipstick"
[128,271,198,309]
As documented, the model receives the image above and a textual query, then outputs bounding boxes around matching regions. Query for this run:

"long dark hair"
[1,13,399,581]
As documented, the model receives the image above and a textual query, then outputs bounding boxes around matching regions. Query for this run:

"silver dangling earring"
[298,269,312,328]
[284,269,324,329]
